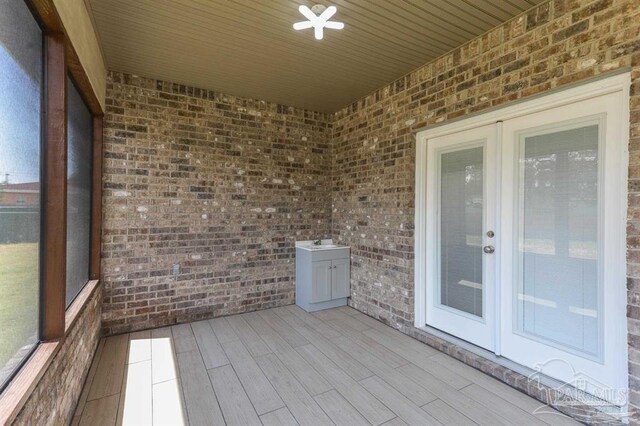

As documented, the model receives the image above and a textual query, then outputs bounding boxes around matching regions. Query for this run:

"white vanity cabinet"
[295,241,350,312]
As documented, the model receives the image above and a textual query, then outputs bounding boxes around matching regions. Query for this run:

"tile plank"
[461,384,547,425]
[311,307,346,322]
[117,360,153,425]
[346,310,391,330]
[152,379,188,426]
[314,389,369,426]
[88,334,128,400]
[361,327,438,359]
[128,330,152,364]
[279,321,373,381]
[315,308,370,332]
[209,364,261,426]
[430,352,567,420]
[275,347,332,396]
[258,309,310,347]
[381,418,409,426]
[296,343,395,425]
[191,320,229,369]
[175,350,224,426]
[327,318,408,368]
[209,317,239,343]
[79,394,119,426]
[151,327,178,384]
[256,353,333,426]
[396,363,508,426]
[422,399,476,426]
[280,305,342,339]
[335,306,360,316]
[171,324,198,354]
[360,376,441,426]
[221,339,284,414]
[363,329,470,389]
[226,314,272,357]
[334,336,437,406]
[73,339,105,421]
[535,411,582,426]
[260,407,299,426]
[244,311,293,352]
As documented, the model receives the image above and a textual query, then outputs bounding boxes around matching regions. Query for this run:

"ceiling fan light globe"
[324,21,344,30]
[298,5,317,21]
[293,21,313,30]
[319,5,337,20]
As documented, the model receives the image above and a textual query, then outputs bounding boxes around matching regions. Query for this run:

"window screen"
[66,77,92,307]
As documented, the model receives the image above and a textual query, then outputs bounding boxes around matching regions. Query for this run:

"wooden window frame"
[30,0,104,341]
[0,0,104,422]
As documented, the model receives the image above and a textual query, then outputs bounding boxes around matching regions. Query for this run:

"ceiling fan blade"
[319,5,337,21]
[293,21,313,30]
[324,21,344,30]
[314,25,324,40]
[298,5,317,21]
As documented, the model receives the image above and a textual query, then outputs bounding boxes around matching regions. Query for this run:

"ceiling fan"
[293,4,345,40]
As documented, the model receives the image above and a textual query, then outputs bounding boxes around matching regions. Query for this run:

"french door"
[425,124,497,350]
[419,74,629,402]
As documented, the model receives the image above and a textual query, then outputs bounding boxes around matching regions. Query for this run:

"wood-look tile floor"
[72,305,579,426]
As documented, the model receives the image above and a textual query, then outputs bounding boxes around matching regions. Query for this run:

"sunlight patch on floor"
[120,334,186,425]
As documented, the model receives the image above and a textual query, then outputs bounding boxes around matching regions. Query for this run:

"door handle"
[483,245,495,254]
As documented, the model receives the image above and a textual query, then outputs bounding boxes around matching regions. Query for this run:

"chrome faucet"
[313,239,322,245]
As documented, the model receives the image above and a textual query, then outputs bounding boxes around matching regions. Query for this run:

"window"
[0,0,43,390]
[66,77,93,307]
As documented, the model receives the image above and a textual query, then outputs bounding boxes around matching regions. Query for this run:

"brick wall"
[101,72,332,335]
[13,285,101,425]
[331,0,640,418]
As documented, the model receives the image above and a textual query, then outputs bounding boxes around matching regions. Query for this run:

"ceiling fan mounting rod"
[311,4,327,14]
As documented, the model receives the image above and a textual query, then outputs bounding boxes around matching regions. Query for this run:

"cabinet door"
[311,260,332,302]
[331,258,350,299]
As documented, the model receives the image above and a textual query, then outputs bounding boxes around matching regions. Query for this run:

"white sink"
[295,239,347,252]
[300,244,342,251]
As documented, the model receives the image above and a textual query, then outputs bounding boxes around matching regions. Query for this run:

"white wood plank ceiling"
[87,0,547,112]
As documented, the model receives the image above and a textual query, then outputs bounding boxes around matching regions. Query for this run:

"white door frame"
[414,72,630,392]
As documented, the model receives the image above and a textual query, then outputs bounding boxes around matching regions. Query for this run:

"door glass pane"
[517,124,599,357]
[439,146,483,317]
[66,77,93,307]
[0,0,42,389]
